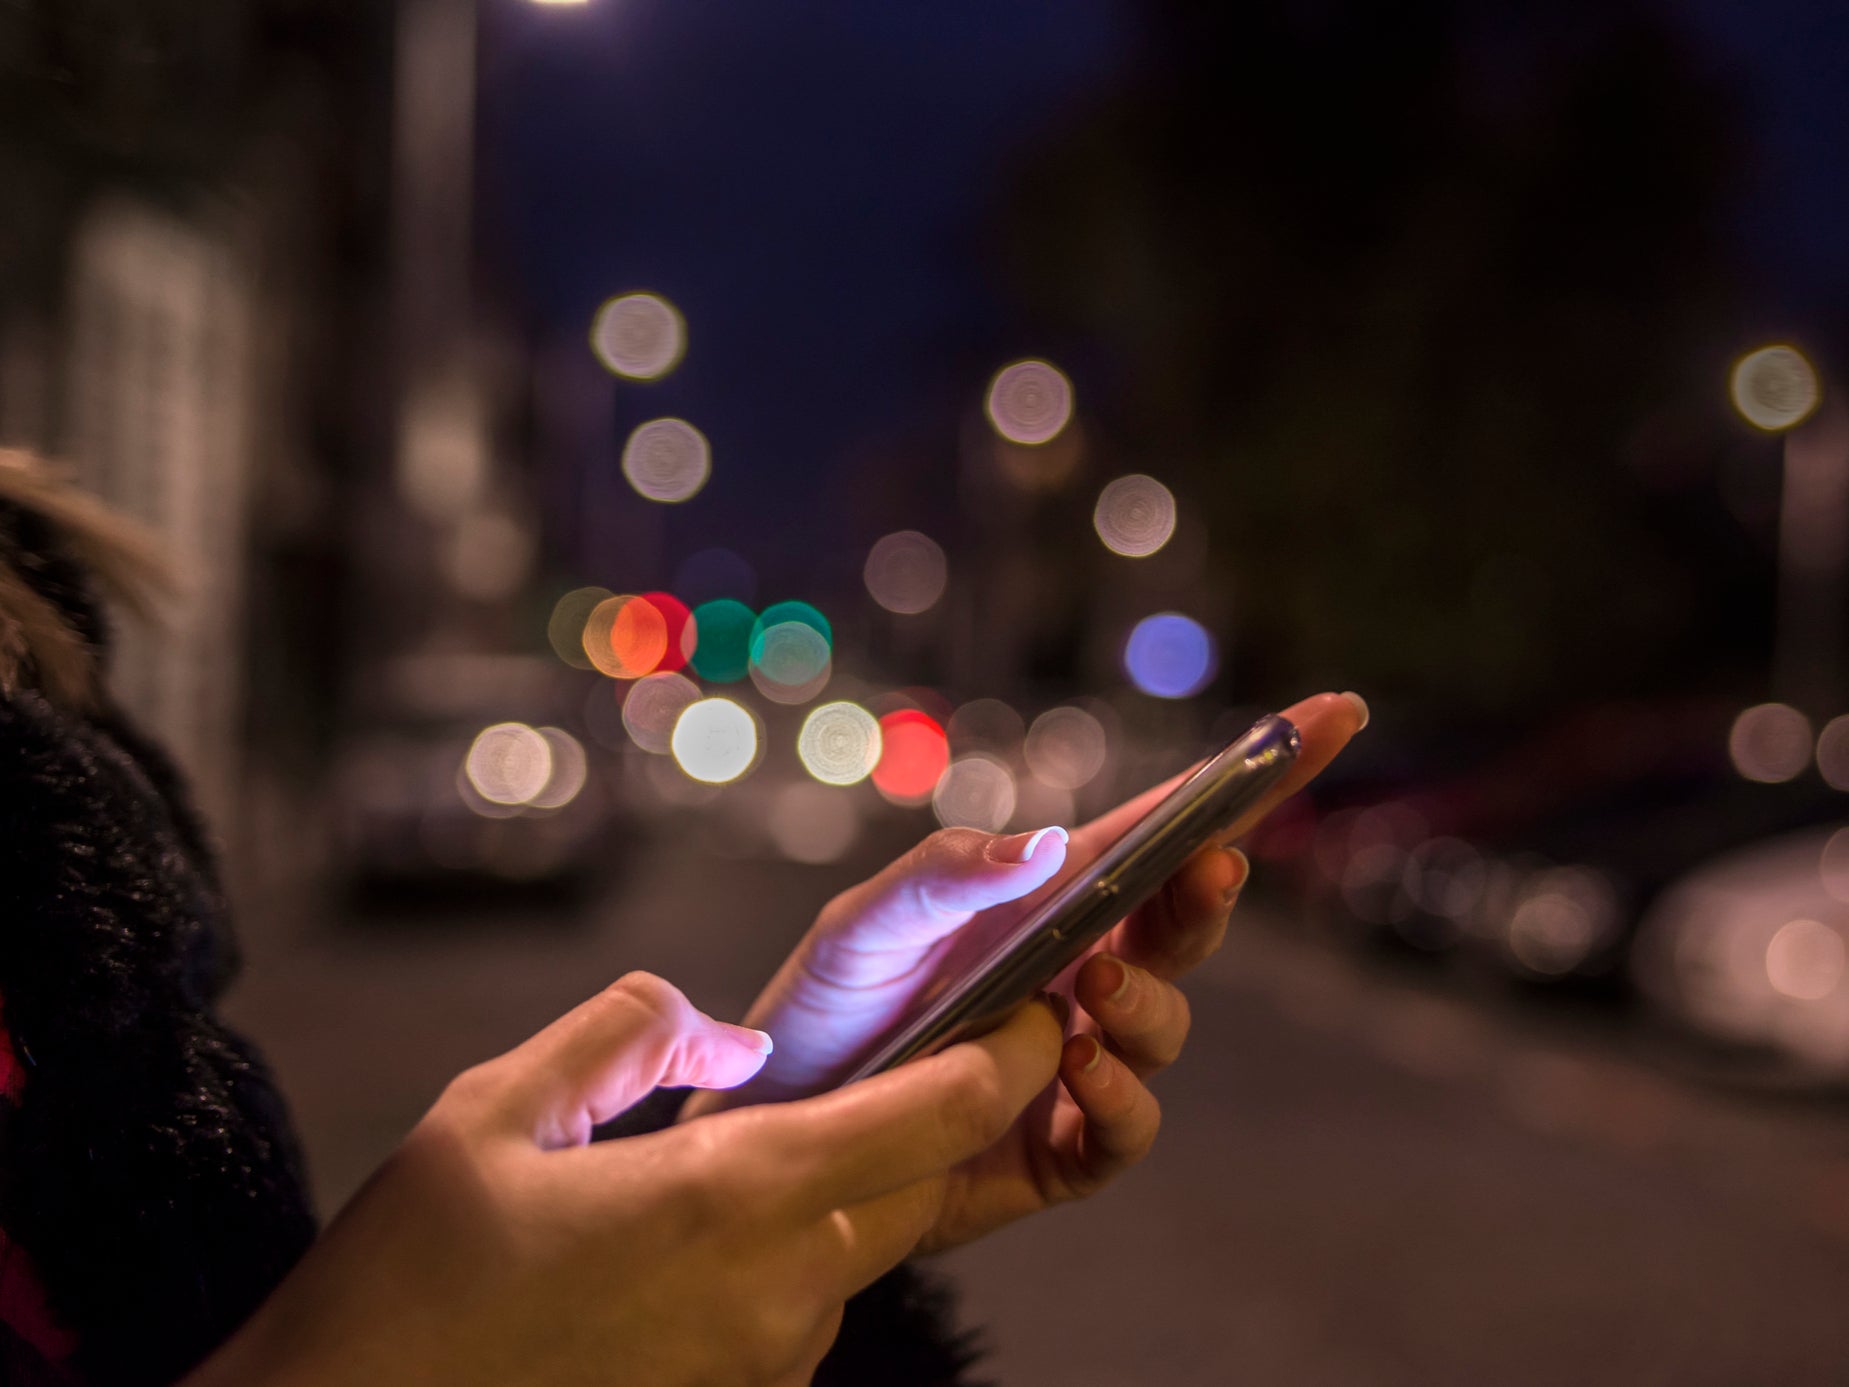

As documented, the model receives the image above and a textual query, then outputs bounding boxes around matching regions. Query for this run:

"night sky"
[480,0,1849,582]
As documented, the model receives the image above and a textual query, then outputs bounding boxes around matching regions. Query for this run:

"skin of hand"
[185,972,1064,1387]
[680,691,1367,1254]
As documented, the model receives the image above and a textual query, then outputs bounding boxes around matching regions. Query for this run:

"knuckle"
[606,970,689,1026]
[939,1057,1011,1153]
[433,1061,502,1119]
[1154,988,1192,1064]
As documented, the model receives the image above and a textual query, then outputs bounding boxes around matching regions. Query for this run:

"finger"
[774,1302,847,1387]
[1056,1034,1163,1195]
[809,825,1070,970]
[762,994,1064,1216]
[818,1176,946,1299]
[1106,844,1247,981]
[1073,954,1192,1078]
[1069,691,1367,862]
[479,972,774,1148]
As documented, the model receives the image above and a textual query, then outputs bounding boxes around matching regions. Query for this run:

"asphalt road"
[223,818,1849,1386]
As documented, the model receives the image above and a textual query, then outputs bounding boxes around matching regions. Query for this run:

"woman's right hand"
[188,972,1063,1387]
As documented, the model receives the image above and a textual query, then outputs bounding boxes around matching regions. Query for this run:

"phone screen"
[838,712,1301,1085]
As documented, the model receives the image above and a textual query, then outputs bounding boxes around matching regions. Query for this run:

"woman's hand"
[188,972,1063,1387]
[682,691,1367,1254]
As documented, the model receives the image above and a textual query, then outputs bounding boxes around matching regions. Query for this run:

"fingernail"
[989,824,1068,865]
[1340,691,1370,731]
[723,1023,775,1056]
[1102,956,1134,1005]
[1223,848,1250,907]
[1080,1036,1105,1074]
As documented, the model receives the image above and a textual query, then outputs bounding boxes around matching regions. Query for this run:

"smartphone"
[838,712,1301,1086]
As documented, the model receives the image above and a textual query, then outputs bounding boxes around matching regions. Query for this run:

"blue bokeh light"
[1123,613,1217,699]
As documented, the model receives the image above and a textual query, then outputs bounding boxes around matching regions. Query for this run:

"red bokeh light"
[586,595,668,679]
[642,591,696,672]
[873,709,949,805]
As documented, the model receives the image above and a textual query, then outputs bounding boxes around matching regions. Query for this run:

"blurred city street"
[225,823,1849,1387]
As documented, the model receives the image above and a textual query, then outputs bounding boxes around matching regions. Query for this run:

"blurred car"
[1633,825,1849,1080]
[1255,698,1849,1000]
[330,652,622,898]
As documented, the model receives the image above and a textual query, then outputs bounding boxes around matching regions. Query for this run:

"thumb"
[486,972,774,1149]
[815,824,1070,956]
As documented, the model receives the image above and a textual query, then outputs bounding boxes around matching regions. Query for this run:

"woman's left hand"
[681,690,1366,1254]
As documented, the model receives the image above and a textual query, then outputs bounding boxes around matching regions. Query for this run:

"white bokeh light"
[1816,714,1849,790]
[798,701,883,786]
[1024,706,1108,790]
[527,727,589,810]
[932,754,1018,832]
[985,359,1073,445]
[671,698,760,785]
[622,418,711,503]
[1729,345,1820,432]
[1765,918,1846,1001]
[1729,703,1813,783]
[591,292,686,380]
[464,723,553,805]
[622,672,701,755]
[864,531,948,614]
[1093,474,1177,558]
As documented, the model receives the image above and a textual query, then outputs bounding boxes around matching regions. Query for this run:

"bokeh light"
[985,359,1073,445]
[933,755,1018,831]
[767,782,861,864]
[688,598,756,683]
[464,723,553,805]
[1123,613,1218,699]
[1729,344,1821,432]
[864,531,947,614]
[1093,474,1177,557]
[1821,828,1849,903]
[641,591,696,673]
[547,586,612,669]
[670,698,760,784]
[675,547,757,605]
[798,701,883,786]
[754,600,832,648]
[749,623,832,704]
[1506,867,1618,976]
[1816,714,1849,790]
[622,418,711,503]
[1765,918,1846,1001]
[1728,702,1813,783]
[527,727,588,810]
[1024,706,1108,790]
[590,292,685,381]
[622,671,701,755]
[873,709,950,805]
[948,698,1026,755]
[584,594,669,679]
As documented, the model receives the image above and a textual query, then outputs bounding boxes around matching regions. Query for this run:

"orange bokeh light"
[642,591,696,672]
[872,709,950,805]
[585,595,669,679]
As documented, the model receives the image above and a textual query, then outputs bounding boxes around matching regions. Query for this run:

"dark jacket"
[0,484,988,1385]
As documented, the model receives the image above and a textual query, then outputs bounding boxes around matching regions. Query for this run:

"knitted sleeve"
[0,690,318,1387]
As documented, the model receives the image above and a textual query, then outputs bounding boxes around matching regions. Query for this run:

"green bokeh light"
[689,599,756,683]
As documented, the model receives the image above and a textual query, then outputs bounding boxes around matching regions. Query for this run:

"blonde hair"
[0,450,169,711]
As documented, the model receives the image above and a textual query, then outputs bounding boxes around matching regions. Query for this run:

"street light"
[1731,342,1844,716]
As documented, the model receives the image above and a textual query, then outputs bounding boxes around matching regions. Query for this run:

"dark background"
[2,2,1847,1382]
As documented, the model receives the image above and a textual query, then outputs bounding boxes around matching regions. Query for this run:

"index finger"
[756,995,1064,1217]
[1069,691,1367,861]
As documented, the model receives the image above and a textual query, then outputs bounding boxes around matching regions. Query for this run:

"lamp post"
[1731,344,1841,715]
